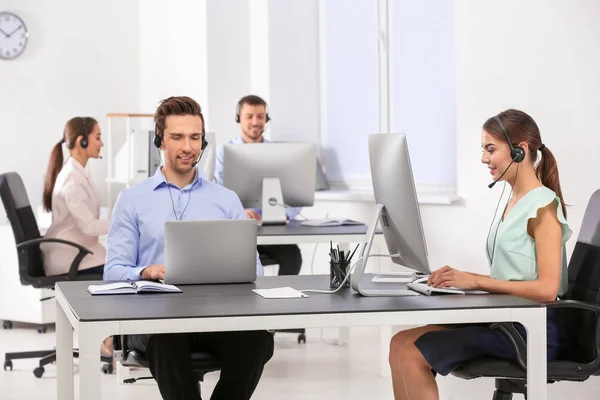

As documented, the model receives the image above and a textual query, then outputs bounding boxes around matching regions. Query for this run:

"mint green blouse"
[486,186,572,296]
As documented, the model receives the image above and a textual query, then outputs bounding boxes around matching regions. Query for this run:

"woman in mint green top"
[487,186,571,296]
[388,109,571,400]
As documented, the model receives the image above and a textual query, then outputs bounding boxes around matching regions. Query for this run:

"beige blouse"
[40,158,109,276]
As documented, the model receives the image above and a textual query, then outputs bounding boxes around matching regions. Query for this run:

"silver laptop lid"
[163,220,257,285]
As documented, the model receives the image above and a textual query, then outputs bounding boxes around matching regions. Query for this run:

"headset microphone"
[191,147,206,168]
[488,114,525,189]
[488,159,514,189]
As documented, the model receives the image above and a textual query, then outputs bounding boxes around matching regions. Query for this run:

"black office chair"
[451,189,600,399]
[0,172,113,377]
[111,335,222,396]
[259,253,307,344]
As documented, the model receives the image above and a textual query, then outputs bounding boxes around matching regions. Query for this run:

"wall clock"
[0,11,29,60]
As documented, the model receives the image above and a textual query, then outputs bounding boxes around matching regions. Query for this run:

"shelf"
[105,177,134,184]
[106,113,154,118]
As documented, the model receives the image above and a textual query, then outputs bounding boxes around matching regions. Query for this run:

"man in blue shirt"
[214,95,303,276]
[104,96,273,400]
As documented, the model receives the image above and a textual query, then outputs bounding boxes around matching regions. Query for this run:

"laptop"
[163,220,258,285]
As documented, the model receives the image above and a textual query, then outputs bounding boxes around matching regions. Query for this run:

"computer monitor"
[223,142,317,225]
[351,133,431,296]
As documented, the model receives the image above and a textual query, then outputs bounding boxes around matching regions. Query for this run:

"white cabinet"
[105,113,155,212]
[0,223,55,326]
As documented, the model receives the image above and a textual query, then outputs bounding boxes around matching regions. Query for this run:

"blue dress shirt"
[103,167,263,281]
[214,136,301,220]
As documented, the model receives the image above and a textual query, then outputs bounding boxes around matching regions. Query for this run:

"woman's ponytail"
[536,146,567,217]
[43,140,65,212]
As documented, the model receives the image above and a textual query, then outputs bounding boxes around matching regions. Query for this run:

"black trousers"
[128,331,274,400]
[257,244,302,275]
[78,264,105,275]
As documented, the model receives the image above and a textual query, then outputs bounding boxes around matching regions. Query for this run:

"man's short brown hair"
[154,96,205,138]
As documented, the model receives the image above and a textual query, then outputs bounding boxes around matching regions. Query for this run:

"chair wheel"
[101,362,114,374]
[298,333,306,344]
[3,320,12,329]
[37,325,47,334]
[33,366,45,378]
[4,360,13,371]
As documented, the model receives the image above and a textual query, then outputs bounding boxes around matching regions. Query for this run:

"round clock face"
[0,12,29,60]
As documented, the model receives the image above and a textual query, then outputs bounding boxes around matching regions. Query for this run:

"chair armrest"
[490,322,528,370]
[17,237,94,280]
[548,300,600,374]
[493,300,600,375]
[546,300,600,314]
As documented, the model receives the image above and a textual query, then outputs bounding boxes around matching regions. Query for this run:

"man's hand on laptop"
[141,264,165,281]
[244,209,262,221]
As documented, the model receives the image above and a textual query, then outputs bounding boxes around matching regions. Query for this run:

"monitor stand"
[261,178,288,226]
[350,204,419,296]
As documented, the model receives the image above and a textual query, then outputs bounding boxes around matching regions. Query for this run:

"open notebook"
[301,218,363,227]
[406,277,488,296]
[87,281,182,295]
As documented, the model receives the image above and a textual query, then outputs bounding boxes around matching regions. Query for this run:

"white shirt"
[40,157,109,275]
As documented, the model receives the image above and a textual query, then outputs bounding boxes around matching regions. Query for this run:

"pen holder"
[330,261,351,289]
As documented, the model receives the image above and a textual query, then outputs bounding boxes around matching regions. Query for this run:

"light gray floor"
[1,322,599,400]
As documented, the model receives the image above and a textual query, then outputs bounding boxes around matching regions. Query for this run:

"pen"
[347,243,360,262]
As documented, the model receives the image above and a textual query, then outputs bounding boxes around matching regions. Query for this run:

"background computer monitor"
[223,142,317,224]
[369,133,430,274]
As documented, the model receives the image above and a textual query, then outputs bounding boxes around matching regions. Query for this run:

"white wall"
[205,0,251,146]
[138,0,208,116]
[0,0,139,215]
[268,0,321,145]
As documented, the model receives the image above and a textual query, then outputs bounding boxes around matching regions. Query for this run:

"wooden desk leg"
[56,302,74,400]
[78,325,104,400]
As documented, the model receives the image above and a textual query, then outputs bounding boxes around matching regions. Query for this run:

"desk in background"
[257,220,380,246]
[55,275,547,400]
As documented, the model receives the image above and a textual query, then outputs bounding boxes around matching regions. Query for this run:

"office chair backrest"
[197,132,216,181]
[0,172,45,283]
[563,189,600,362]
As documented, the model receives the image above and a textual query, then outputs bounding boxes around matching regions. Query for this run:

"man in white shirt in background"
[214,95,303,277]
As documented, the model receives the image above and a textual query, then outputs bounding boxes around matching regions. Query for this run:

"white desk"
[55,275,547,400]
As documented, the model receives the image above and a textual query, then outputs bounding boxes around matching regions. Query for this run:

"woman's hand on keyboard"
[428,265,480,290]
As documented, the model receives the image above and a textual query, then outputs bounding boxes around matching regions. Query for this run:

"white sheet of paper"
[252,287,308,299]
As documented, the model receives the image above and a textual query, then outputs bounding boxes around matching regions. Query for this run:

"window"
[320,0,457,190]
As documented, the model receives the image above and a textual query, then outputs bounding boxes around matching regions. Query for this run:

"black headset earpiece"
[80,117,89,149]
[494,115,525,163]
[153,124,162,148]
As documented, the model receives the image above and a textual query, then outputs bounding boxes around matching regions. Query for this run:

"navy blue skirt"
[414,308,564,376]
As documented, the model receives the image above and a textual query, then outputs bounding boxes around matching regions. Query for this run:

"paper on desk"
[252,287,308,299]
